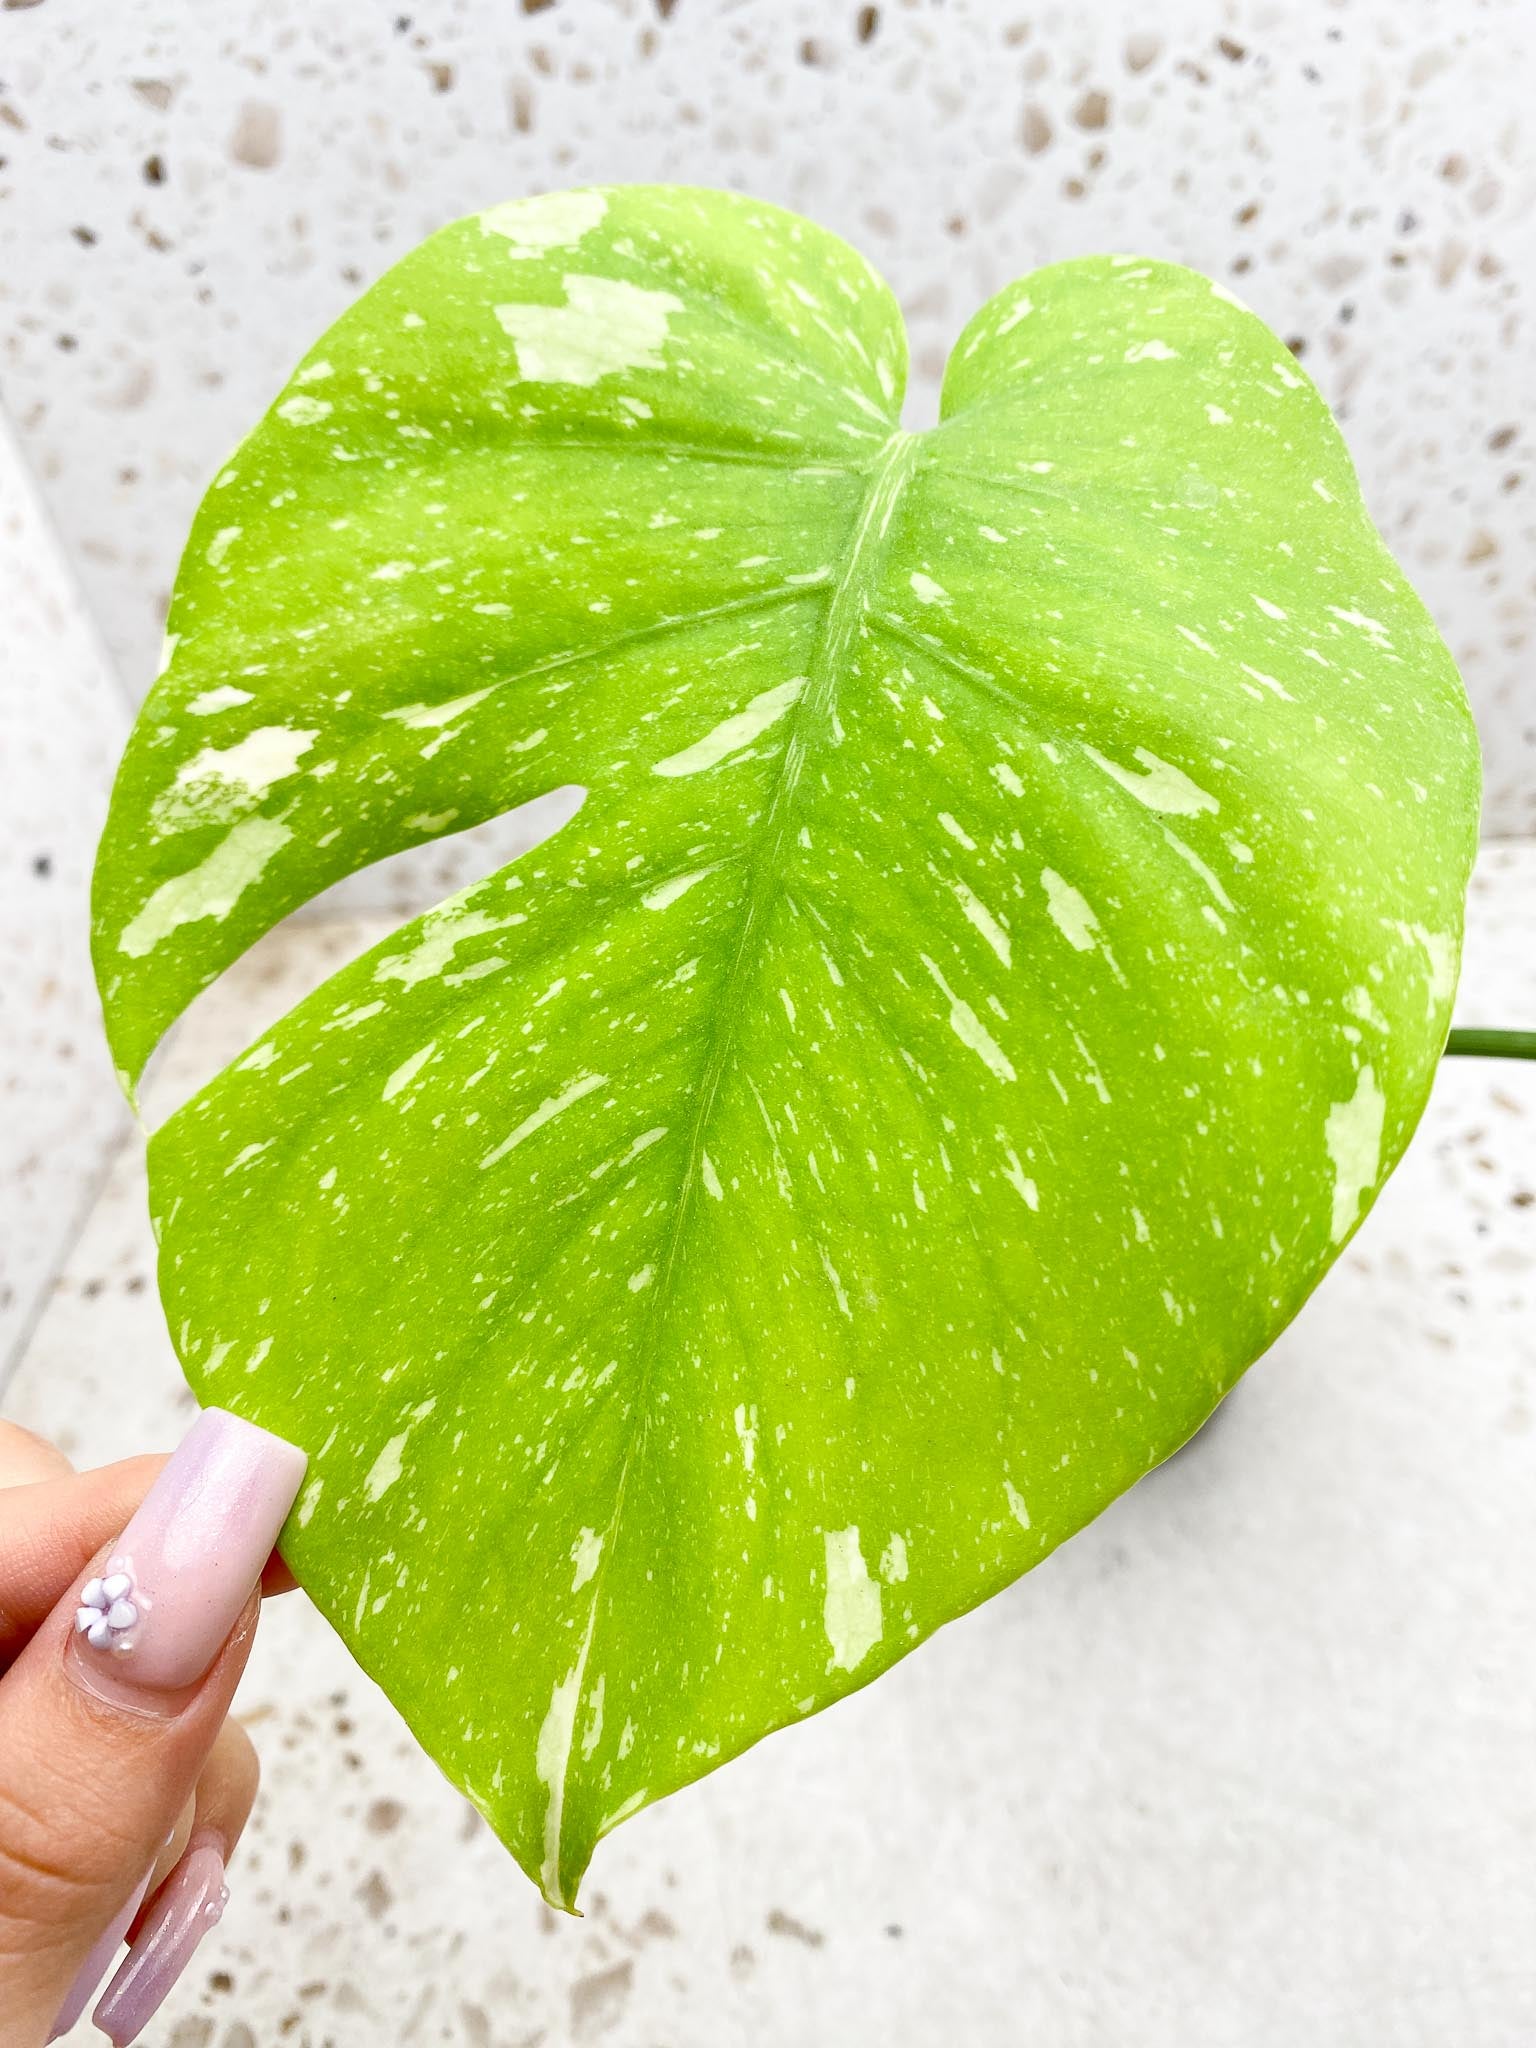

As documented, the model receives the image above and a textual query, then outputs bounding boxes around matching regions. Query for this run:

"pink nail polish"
[66,1407,306,1707]
[92,1836,229,2046]
[45,1868,152,2042]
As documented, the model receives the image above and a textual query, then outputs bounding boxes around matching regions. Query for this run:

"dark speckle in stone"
[767,1907,825,1947]
[570,1959,634,2038]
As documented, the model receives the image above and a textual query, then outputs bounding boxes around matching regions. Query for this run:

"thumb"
[0,1409,306,2046]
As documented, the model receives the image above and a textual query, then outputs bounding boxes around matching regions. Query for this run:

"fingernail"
[92,1835,229,2046]
[65,1407,306,1711]
[45,1868,152,2042]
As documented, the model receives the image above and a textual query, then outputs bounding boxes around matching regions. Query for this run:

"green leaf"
[91,187,1480,1906]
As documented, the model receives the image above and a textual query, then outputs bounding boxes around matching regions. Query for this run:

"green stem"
[1443,1029,1536,1061]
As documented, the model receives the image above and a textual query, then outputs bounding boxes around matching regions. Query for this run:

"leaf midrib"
[540,427,919,1903]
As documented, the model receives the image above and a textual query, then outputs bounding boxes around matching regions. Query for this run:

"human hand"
[0,1409,306,2045]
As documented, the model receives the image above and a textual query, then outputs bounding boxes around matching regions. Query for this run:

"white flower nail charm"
[75,1568,140,1652]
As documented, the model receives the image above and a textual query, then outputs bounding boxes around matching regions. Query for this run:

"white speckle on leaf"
[205,525,242,568]
[642,866,716,911]
[997,1134,1038,1209]
[1325,1064,1386,1242]
[1327,604,1390,640]
[364,1433,410,1503]
[1345,984,1389,1033]
[152,726,318,834]
[653,676,805,777]
[376,907,505,988]
[382,1040,437,1103]
[276,395,333,426]
[570,1527,604,1591]
[880,1533,908,1583]
[1239,663,1295,702]
[385,687,495,729]
[480,189,607,256]
[481,1071,607,1170]
[921,955,1015,1084]
[581,1674,605,1762]
[1004,1481,1031,1530]
[1083,745,1218,817]
[909,572,949,605]
[1161,829,1235,911]
[1252,593,1288,620]
[534,1655,586,1906]
[954,881,1010,966]
[819,1246,852,1320]
[187,685,253,716]
[119,815,292,957]
[1392,922,1458,1013]
[1040,868,1100,953]
[495,274,682,386]
[1124,339,1178,362]
[733,1402,758,1474]
[823,1527,882,1673]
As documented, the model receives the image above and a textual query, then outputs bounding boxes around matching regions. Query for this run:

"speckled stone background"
[1,2,1533,2043]
[0,0,1533,846]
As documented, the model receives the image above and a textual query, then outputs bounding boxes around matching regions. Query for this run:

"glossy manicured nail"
[65,1407,306,1711]
[93,1835,229,2046]
[45,1868,152,2042]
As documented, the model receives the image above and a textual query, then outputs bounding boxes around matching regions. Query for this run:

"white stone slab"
[7,844,1533,2046]
[0,0,1532,840]
[0,411,129,1382]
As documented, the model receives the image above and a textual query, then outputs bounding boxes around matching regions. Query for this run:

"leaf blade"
[97,197,1480,1905]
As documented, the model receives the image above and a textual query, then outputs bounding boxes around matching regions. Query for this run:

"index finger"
[1,1451,301,1666]
[0,1457,167,1661]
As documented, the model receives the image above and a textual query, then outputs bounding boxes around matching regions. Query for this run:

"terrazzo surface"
[0,411,128,1377]
[2,5,1533,2038]
[7,844,1533,2047]
[0,0,1532,857]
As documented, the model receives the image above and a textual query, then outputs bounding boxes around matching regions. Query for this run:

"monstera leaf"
[92,187,1479,1906]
